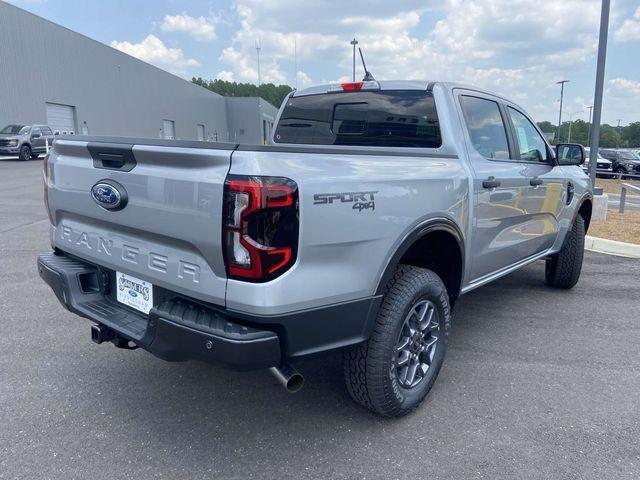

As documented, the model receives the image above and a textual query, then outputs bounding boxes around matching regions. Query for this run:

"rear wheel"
[18,145,31,162]
[343,265,450,417]
[545,214,585,289]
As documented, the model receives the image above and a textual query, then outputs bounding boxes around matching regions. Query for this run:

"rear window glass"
[274,90,441,148]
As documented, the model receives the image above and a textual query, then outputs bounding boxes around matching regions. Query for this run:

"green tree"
[598,124,620,148]
[192,78,293,108]
[537,120,640,148]
[621,122,640,148]
[537,121,556,141]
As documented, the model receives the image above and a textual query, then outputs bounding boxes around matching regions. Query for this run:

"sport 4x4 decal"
[313,191,378,212]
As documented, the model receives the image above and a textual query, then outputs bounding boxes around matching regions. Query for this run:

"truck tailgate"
[46,139,234,307]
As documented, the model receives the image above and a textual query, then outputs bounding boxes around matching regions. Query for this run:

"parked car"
[0,124,54,160]
[583,147,613,177]
[37,81,592,417]
[599,149,640,176]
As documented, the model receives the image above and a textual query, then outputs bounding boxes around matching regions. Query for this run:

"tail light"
[223,175,298,282]
[43,153,53,224]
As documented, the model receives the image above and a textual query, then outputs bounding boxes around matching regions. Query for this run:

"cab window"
[507,107,550,164]
[274,90,442,148]
[459,96,510,160]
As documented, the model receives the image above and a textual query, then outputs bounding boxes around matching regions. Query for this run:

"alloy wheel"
[394,299,440,389]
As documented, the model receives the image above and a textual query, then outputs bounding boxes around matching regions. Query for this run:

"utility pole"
[616,119,622,148]
[350,38,358,82]
[255,39,261,86]
[589,0,610,187]
[586,105,594,145]
[556,80,569,143]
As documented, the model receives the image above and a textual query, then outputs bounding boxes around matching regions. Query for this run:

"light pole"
[586,105,594,145]
[556,80,569,142]
[589,0,610,187]
[255,39,262,86]
[350,38,358,82]
[616,119,622,148]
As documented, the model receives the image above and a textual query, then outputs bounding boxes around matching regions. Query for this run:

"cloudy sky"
[8,0,640,124]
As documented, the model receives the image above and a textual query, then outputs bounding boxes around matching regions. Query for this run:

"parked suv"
[0,124,54,160]
[599,149,640,176]
[38,81,592,417]
[584,147,613,177]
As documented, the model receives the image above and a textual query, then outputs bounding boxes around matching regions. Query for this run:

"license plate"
[116,271,153,314]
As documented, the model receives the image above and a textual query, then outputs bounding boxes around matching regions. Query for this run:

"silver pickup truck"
[38,80,592,417]
[0,124,54,160]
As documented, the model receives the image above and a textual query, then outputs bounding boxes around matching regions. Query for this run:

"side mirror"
[556,143,585,166]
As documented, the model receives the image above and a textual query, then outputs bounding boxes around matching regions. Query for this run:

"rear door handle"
[530,178,543,187]
[482,177,501,189]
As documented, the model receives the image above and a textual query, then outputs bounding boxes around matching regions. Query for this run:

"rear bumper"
[37,251,380,369]
[37,252,281,370]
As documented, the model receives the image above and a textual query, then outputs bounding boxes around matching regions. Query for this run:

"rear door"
[47,139,233,307]
[455,91,532,281]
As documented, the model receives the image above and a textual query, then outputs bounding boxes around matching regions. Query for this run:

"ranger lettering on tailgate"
[59,224,201,283]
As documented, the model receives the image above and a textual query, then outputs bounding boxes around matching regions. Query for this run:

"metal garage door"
[46,103,76,135]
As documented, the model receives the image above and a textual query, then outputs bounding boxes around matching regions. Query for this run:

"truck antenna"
[358,47,375,81]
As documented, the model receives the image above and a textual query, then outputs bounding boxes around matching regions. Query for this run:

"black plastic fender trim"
[374,217,466,297]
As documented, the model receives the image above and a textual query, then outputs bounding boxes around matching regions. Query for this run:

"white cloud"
[211,0,636,122]
[216,2,343,84]
[605,77,640,125]
[609,77,640,96]
[161,14,217,41]
[340,11,422,33]
[295,70,313,88]
[216,70,235,82]
[430,0,601,65]
[614,6,640,42]
[218,0,602,86]
[110,35,200,75]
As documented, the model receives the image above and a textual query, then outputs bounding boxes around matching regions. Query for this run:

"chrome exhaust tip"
[269,364,304,393]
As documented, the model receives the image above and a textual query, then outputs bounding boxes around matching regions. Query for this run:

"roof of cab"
[292,80,433,97]
[291,80,507,101]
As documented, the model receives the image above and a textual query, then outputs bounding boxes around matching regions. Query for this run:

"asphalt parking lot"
[1,158,639,480]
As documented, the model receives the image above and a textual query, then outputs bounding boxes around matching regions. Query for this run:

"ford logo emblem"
[128,289,138,297]
[91,180,128,211]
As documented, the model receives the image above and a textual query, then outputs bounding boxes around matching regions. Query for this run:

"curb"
[585,235,640,258]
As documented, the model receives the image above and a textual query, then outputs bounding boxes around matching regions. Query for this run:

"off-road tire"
[545,214,585,289]
[343,265,451,417]
[19,145,31,162]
